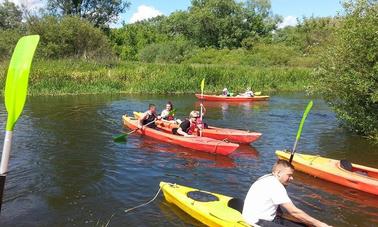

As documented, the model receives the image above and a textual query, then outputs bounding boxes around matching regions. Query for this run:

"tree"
[0,0,23,29]
[28,16,113,59]
[46,0,130,27]
[313,0,378,139]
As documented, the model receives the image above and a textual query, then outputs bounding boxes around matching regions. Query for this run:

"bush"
[312,0,378,140]
[139,39,195,63]
[28,16,114,59]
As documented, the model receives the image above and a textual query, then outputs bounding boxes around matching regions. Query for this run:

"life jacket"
[187,121,197,135]
[142,111,157,127]
[166,115,175,121]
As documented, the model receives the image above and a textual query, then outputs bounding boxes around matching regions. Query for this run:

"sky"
[2,0,344,28]
[120,0,343,27]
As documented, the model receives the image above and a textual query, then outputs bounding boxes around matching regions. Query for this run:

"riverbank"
[0,59,312,95]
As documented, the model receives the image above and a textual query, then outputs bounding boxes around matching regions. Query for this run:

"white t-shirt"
[242,174,291,225]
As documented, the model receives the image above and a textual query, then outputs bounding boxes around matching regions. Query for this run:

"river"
[0,93,377,226]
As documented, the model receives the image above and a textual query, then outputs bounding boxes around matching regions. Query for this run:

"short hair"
[149,104,156,109]
[272,159,294,172]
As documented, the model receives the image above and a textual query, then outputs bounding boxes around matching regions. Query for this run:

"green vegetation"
[0,0,377,139]
[312,0,378,140]
[0,59,310,95]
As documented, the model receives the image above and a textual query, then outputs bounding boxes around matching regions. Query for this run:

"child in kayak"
[174,111,201,137]
[138,104,162,129]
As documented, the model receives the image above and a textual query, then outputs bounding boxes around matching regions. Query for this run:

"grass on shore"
[0,59,312,95]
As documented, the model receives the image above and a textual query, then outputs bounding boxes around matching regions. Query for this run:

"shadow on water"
[0,92,377,226]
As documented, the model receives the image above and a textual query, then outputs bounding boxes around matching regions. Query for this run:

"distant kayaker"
[174,111,201,137]
[242,159,331,227]
[161,101,175,121]
[222,88,231,96]
[239,87,254,97]
[138,104,162,129]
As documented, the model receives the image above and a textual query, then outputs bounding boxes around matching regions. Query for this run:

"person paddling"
[175,111,201,137]
[161,101,175,121]
[222,88,231,96]
[242,160,331,227]
[138,104,161,129]
[239,87,254,97]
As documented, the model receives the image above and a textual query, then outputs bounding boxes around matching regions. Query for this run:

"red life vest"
[187,121,197,135]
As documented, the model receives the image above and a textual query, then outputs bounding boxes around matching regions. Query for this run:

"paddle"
[0,35,40,211]
[289,100,313,163]
[113,120,156,142]
[199,78,205,137]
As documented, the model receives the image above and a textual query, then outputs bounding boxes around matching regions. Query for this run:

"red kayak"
[195,94,270,102]
[122,115,239,155]
[134,112,261,144]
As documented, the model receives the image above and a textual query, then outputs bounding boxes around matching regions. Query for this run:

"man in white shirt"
[242,160,331,227]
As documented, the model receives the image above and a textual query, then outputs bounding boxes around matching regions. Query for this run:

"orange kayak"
[195,94,270,102]
[276,150,378,195]
[123,115,239,155]
[133,112,261,144]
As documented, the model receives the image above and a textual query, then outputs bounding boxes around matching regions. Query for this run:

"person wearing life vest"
[161,101,175,121]
[222,88,230,96]
[138,104,162,129]
[239,87,254,97]
[175,111,201,137]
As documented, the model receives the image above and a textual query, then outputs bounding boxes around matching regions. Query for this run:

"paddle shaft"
[289,101,313,163]
[0,131,13,174]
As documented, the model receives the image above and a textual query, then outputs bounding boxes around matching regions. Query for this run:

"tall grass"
[0,59,311,95]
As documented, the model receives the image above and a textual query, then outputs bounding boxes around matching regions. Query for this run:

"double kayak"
[123,115,239,155]
[160,182,250,226]
[133,112,261,144]
[276,150,378,195]
[195,94,270,102]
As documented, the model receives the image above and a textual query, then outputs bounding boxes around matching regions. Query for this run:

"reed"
[0,59,312,95]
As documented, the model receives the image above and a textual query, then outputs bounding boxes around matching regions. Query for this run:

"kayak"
[123,115,239,155]
[195,94,270,102]
[276,150,378,195]
[133,112,262,144]
[160,181,250,226]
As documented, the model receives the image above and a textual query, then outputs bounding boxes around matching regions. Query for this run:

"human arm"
[200,103,206,116]
[177,121,194,137]
[281,202,331,227]
[138,112,148,129]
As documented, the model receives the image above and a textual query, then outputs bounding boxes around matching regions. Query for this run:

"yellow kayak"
[160,182,250,227]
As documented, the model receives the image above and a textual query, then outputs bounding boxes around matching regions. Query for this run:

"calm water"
[0,93,377,226]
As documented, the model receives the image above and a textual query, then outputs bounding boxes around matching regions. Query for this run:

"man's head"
[272,159,294,186]
[149,104,156,113]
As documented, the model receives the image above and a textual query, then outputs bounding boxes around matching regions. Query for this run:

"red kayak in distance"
[195,94,270,102]
[133,112,261,144]
[123,115,239,156]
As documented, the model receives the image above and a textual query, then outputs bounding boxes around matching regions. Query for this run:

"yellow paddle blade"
[200,78,205,94]
[5,35,40,131]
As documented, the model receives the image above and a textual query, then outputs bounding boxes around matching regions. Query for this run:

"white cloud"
[1,0,45,10]
[277,16,298,29]
[129,5,163,23]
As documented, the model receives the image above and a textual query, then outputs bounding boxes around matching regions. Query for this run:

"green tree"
[46,0,130,27]
[0,0,22,29]
[313,0,378,139]
[28,16,113,59]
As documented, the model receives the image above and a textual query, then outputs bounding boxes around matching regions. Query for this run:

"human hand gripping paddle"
[113,120,156,142]
[0,35,40,211]
[289,100,314,163]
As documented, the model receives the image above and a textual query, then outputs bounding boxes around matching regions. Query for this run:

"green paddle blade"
[5,35,40,131]
[169,108,176,116]
[296,100,314,141]
[200,78,205,94]
[113,133,128,142]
